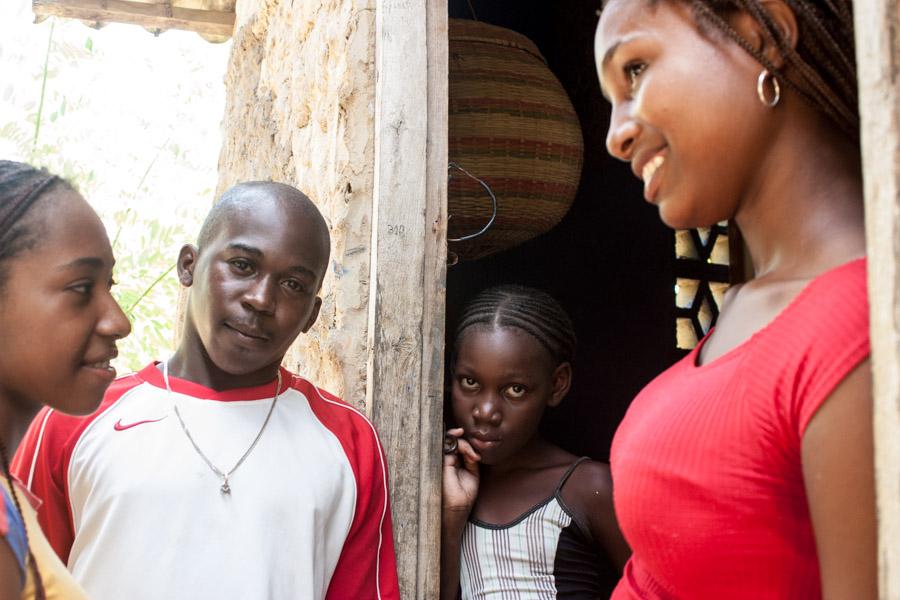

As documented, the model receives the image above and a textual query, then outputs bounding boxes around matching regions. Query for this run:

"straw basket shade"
[448,19,583,261]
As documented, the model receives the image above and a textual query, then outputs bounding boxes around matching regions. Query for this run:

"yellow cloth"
[1,479,88,600]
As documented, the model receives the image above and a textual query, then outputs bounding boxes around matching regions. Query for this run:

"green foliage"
[109,205,187,372]
[0,15,222,373]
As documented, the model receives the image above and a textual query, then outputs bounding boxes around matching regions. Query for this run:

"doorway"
[444,0,678,460]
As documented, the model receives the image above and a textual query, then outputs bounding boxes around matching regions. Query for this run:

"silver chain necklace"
[163,361,281,495]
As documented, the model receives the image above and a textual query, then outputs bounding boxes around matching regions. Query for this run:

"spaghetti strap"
[555,456,591,494]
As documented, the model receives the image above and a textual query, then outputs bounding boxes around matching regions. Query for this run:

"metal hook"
[447,162,497,243]
[466,0,479,20]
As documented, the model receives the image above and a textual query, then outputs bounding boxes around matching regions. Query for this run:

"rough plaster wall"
[217,0,376,409]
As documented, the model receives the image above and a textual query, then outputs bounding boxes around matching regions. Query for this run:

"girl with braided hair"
[0,160,130,599]
[441,285,630,599]
[595,0,873,597]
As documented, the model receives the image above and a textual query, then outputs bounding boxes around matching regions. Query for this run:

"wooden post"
[369,0,447,597]
[854,0,900,596]
[418,0,449,596]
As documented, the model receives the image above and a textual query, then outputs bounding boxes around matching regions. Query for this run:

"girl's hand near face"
[441,427,480,600]
[442,428,480,517]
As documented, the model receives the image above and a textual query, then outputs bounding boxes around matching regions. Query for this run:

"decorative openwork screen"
[674,222,738,351]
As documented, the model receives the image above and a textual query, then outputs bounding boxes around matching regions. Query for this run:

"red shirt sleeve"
[10,373,141,564]
[324,428,399,600]
[10,407,78,563]
[788,260,870,438]
[298,378,400,600]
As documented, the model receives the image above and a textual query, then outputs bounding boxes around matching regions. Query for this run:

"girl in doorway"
[0,160,131,599]
[595,1,873,598]
[441,284,630,600]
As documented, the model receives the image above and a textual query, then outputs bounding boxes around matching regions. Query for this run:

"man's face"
[181,197,327,378]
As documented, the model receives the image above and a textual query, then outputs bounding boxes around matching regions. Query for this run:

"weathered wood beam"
[369,0,446,596]
[854,0,900,596]
[417,0,448,596]
[32,0,235,37]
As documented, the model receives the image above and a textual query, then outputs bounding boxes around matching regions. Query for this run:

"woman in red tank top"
[595,1,875,598]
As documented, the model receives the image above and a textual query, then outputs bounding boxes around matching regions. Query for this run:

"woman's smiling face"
[0,187,131,416]
[596,0,775,230]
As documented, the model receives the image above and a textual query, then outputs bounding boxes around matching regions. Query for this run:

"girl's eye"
[506,384,527,399]
[68,281,94,295]
[460,377,479,390]
[624,61,647,89]
[230,258,253,273]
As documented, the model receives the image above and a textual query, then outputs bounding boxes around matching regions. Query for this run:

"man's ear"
[302,297,323,333]
[729,0,799,69]
[177,244,198,288]
[548,361,573,408]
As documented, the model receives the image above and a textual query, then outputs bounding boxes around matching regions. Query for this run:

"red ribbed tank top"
[610,258,869,599]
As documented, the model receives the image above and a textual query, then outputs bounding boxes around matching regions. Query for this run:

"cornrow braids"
[455,284,577,367]
[0,440,46,600]
[0,161,67,291]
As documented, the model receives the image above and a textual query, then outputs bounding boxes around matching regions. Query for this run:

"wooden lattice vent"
[674,222,747,352]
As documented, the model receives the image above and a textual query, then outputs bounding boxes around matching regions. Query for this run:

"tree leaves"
[1,12,228,373]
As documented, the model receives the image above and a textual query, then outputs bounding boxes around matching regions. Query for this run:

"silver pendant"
[221,478,231,495]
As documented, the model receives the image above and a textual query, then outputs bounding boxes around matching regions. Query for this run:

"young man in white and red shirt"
[11,182,400,600]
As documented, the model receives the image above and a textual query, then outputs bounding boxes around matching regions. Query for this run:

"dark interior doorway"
[443,0,680,461]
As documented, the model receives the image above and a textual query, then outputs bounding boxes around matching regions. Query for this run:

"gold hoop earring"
[757,69,781,108]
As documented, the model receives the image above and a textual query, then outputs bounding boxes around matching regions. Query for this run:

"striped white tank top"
[460,457,614,599]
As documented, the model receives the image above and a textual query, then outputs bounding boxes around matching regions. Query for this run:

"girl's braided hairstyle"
[454,284,577,367]
[0,440,46,600]
[0,159,61,598]
[619,0,858,139]
[0,161,69,291]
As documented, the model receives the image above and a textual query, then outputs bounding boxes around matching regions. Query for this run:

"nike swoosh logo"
[113,417,166,431]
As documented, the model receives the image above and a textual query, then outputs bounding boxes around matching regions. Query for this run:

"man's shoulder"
[103,370,148,403]
[285,373,363,418]
[37,370,148,445]
[283,372,382,449]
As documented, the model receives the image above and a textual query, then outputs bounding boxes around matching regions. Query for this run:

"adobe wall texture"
[217,0,376,410]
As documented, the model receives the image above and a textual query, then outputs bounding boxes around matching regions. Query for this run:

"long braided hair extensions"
[455,284,577,368]
[618,0,857,138]
[687,0,857,138]
[0,440,46,600]
[0,160,60,599]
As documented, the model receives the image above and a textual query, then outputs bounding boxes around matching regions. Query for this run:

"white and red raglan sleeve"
[11,406,80,563]
[10,374,140,564]
[325,427,399,600]
[301,380,400,600]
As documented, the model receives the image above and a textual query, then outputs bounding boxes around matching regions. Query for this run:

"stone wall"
[217,0,376,410]
[217,3,446,594]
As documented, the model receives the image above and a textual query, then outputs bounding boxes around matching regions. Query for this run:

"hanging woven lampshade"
[448,18,583,261]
